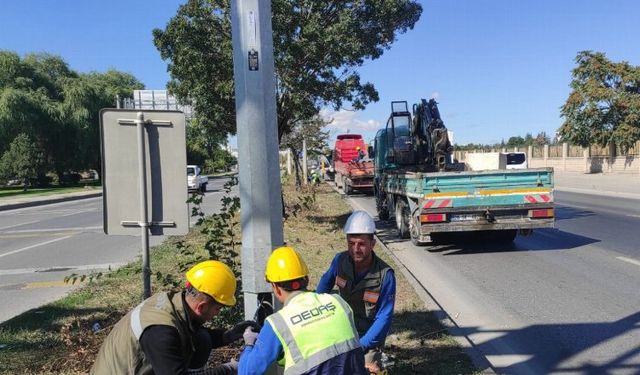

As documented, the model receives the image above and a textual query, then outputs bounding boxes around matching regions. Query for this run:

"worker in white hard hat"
[316,211,396,374]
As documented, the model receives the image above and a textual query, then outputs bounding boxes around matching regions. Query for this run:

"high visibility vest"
[335,252,391,338]
[266,292,361,375]
[91,291,193,375]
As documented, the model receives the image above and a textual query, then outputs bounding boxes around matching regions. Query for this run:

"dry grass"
[0,178,478,374]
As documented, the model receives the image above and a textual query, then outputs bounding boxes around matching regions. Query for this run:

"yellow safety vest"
[267,292,361,374]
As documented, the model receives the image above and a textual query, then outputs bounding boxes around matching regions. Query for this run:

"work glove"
[224,320,261,343]
[221,358,238,373]
[243,326,259,346]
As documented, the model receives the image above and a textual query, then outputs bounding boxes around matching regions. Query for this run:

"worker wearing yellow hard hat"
[92,260,259,375]
[239,246,368,375]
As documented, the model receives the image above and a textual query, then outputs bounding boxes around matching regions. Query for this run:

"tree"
[0,134,46,190]
[280,116,329,186]
[0,51,144,179]
[559,51,640,152]
[506,136,525,148]
[153,0,422,145]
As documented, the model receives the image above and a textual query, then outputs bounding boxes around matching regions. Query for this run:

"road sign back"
[100,109,188,236]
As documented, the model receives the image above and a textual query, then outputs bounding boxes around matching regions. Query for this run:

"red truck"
[332,134,374,195]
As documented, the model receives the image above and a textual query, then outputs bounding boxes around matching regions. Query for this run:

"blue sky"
[2,0,639,146]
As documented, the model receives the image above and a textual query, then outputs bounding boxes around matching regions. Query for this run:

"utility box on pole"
[231,0,284,320]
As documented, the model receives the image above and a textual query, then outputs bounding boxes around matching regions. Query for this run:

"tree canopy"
[559,51,640,152]
[0,51,144,183]
[153,0,422,144]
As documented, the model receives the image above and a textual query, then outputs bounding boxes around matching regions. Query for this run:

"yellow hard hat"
[265,246,309,283]
[185,260,237,306]
[356,146,361,150]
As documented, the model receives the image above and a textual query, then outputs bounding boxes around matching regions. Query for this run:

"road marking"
[0,262,127,276]
[0,219,40,231]
[616,256,640,267]
[0,235,72,259]
[23,280,81,288]
[0,226,101,234]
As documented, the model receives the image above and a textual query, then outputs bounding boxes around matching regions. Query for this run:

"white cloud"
[320,108,381,134]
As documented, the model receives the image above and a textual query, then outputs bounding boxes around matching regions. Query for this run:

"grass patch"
[0,179,478,374]
[0,184,101,200]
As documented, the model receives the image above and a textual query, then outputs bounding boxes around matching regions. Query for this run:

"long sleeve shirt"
[316,253,396,350]
[140,326,232,375]
[238,321,283,375]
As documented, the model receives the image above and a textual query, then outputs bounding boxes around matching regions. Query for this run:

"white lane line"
[0,219,40,231]
[616,256,640,267]
[0,236,72,259]
[0,262,128,276]
[0,226,102,234]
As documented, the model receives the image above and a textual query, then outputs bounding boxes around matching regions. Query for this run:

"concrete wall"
[458,143,640,175]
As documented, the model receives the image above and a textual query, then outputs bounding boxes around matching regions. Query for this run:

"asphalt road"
[348,190,640,375]
[0,177,232,323]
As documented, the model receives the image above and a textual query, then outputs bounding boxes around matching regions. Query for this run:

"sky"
[1,0,639,146]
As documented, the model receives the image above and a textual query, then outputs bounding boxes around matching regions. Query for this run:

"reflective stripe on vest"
[267,292,361,375]
[131,303,144,339]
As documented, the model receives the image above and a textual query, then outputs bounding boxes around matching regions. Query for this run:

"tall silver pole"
[135,112,151,299]
[302,138,308,185]
[231,0,284,320]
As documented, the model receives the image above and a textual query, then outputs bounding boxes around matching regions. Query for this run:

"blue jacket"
[316,252,395,350]
[238,308,367,375]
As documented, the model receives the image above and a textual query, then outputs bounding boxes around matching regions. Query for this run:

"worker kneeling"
[91,260,258,374]
[238,246,368,375]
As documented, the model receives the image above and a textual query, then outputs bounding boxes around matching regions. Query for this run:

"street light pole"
[230,0,284,320]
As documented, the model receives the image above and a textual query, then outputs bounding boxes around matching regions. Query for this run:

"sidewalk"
[553,171,640,200]
[0,189,102,211]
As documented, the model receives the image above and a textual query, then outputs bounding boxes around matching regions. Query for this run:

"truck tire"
[343,177,353,195]
[395,199,410,239]
[410,216,425,246]
[200,183,207,193]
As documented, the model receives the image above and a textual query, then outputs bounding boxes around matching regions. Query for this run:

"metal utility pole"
[231,0,284,320]
[302,138,308,185]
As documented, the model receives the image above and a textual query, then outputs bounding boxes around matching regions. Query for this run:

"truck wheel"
[395,199,410,239]
[201,183,207,193]
[410,217,425,246]
[343,177,353,195]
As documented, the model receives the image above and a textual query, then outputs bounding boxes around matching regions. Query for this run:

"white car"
[503,152,528,169]
[187,165,208,193]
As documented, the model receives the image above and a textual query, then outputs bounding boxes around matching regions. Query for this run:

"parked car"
[187,165,208,193]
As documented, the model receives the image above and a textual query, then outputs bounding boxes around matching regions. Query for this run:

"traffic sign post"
[100,109,188,299]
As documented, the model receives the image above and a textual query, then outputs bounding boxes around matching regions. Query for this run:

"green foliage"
[560,51,640,152]
[156,177,243,324]
[0,133,46,189]
[0,50,144,179]
[153,0,423,144]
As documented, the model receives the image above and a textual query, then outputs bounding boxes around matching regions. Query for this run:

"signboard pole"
[135,112,152,299]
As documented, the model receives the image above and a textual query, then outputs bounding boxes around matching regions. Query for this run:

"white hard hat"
[344,211,376,234]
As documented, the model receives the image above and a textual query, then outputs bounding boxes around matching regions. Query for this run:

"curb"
[0,192,102,212]
[554,186,640,200]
